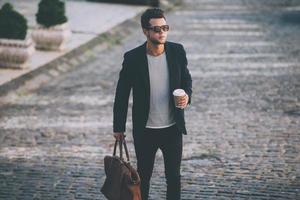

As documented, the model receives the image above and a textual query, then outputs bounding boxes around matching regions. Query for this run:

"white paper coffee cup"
[173,89,186,108]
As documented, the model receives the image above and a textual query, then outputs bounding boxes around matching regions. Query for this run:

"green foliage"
[36,0,68,27]
[0,3,28,40]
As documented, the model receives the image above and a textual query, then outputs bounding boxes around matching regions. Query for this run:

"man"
[113,8,192,200]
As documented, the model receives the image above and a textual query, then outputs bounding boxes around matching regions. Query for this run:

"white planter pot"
[0,38,35,69]
[31,23,72,51]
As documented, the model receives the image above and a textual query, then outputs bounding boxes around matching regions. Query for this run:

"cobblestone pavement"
[1,0,300,199]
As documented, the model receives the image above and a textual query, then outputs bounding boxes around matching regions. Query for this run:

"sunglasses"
[147,25,170,33]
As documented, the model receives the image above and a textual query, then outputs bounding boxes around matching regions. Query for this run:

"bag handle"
[113,138,130,162]
[123,139,130,162]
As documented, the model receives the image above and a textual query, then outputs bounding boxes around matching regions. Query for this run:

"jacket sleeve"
[180,44,192,105]
[113,53,132,133]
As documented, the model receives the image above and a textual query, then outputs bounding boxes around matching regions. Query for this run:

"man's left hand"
[178,94,189,109]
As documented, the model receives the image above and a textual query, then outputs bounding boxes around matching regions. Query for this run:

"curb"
[0,0,181,98]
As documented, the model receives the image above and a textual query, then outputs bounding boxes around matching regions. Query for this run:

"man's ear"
[142,28,148,36]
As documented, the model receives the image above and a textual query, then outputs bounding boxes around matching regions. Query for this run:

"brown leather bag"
[101,138,142,200]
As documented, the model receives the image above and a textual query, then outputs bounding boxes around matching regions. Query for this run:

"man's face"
[144,18,168,45]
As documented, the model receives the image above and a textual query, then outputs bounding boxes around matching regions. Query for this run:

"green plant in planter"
[0,3,28,40]
[36,0,68,27]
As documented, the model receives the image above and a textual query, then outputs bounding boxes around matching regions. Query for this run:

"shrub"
[36,0,68,27]
[0,3,28,40]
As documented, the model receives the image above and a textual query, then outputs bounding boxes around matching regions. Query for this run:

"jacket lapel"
[139,42,150,102]
[165,42,177,93]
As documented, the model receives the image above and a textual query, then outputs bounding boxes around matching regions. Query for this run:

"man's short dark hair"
[141,8,166,29]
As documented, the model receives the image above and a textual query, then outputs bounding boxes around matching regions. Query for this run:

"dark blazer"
[113,41,192,137]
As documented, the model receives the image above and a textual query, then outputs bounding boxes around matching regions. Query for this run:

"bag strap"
[113,139,118,156]
[123,139,130,162]
[113,139,130,162]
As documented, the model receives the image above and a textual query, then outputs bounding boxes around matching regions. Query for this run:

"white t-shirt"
[146,52,176,129]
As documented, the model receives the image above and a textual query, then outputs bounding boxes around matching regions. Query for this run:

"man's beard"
[149,36,166,45]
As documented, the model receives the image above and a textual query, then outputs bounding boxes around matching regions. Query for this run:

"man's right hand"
[114,132,125,141]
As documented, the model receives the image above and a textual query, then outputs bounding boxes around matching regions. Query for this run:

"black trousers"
[133,124,182,200]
